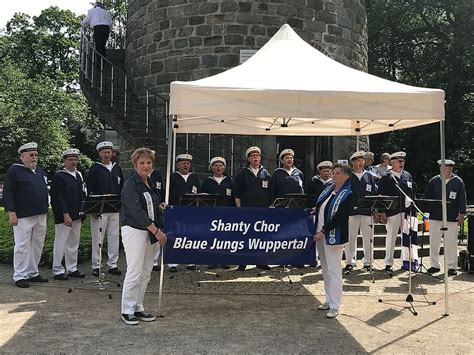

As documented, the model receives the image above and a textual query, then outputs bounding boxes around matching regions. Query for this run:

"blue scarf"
[317,181,352,245]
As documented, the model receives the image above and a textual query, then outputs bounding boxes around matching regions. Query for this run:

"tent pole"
[173,129,177,173]
[231,137,234,177]
[439,120,449,316]
[185,133,189,152]
[208,133,211,164]
[356,134,360,151]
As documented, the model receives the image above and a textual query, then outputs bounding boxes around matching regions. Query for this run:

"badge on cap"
[96,141,114,152]
[390,151,406,160]
[176,153,193,162]
[350,151,366,161]
[437,159,455,166]
[279,149,294,160]
[62,148,80,159]
[245,146,261,157]
[18,142,38,154]
[210,156,226,167]
[317,160,333,170]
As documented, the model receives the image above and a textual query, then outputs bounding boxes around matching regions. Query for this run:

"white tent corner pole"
[440,120,449,317]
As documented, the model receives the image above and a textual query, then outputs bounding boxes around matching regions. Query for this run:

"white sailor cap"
[279,149,294,160]
[96,141,114,152]
[437,159,455,166]
[365,151,374,159]
[390,151,406,160]
[176,153,193,162]
[18,142,38,154]
[210,156,226,167]
[245,146,261,157]
[350,151,366,161]
[317,160,333,169]
[62,148,80,158]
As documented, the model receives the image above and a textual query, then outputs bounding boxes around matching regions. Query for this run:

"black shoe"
[186,265,197,271]
[363,264,371,270]
[257,265,271,270]
[221,265,230,269]
[15,279,29,288]
[27,275,49,283]
[237,265,247,271]
[427,267,441,274]
[121,313,139,325]
[448,269,457,276]
[385,265,393,272]
[92,268,99,277]
[54,274,69,281]
[68,270,85,278]
[344,264,354,274]
[169,266,178,273]
[208,265,218,270]
[295,265,305,269]
[108,267,122,276]
[153,265,161,272]
[134,311,156,322]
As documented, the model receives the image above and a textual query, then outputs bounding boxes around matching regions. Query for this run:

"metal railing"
[79,29,170,145]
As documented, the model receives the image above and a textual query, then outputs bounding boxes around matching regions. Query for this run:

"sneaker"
[92,268,99,277]
[68,270,85,278]
[15,279,30,288]
[237,265,247,271]
[448,269,457,276]
[317,302,330,310]
[385,265,393,272]
[152,265,161,272]
[108,267,122,276]
[121,314,139,325]
[53,274,69,281]
[363,264,371,270]
[27,275,49,283]
[186,265,197,271]
[427,267,440,274]
[134,311,156,322]
[326,308,339,318]
[344,264,353,274]
[169,266,178,273]
[256,265,271,270]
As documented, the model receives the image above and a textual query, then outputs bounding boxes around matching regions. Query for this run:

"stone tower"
[125,0,368,178]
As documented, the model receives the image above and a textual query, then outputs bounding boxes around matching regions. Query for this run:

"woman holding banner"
[313,163,353,318]
[120,147,167,325]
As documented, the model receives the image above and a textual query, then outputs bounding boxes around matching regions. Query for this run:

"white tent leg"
[356,134,360,151]
[439,120,449,316]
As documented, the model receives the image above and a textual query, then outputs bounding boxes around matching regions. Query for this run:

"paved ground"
[0,251,473,354]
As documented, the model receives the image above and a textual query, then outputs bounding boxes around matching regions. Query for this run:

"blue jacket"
[201,175,235,206]
[270,167,304,199]
[50,169,87,224]
[87,161,123,196]
[3,163,49,218]
[377,171,415,217]
[350,171,377,216]
[233,165,271,207]
[423,174,467,222]
[169,172,200,205]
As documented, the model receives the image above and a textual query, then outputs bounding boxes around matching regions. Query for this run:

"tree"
[367,0,473,199]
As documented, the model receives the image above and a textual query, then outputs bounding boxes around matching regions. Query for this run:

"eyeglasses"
[397,159,405,163]
[29,153,38,157]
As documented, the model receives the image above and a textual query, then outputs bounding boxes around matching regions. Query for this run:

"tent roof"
[169,24,444,136]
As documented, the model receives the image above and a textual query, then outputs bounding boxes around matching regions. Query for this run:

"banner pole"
[157,245,165,318]
[440,120,449,316]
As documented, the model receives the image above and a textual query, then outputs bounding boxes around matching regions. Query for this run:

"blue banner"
[163,206,316,265]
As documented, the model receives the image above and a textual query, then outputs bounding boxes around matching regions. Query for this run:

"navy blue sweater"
[233,166,271,207]
[270,167,304,200]
[169,172,200,205]
[306,176,332,203]
[377,171,415,217]
[423,174,467,222]
[87,162,123,196]
[350,171,377,216]
[201,176,235,206]
[50,170,87,224]
[3,163,49,218]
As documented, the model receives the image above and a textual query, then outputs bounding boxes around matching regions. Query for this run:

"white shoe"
[326,308,339,318]
[317,302,330,310]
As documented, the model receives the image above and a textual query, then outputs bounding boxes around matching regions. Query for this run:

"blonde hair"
[132,147,155,164]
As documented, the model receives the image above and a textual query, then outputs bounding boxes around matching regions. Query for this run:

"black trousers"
[93,25,110,58]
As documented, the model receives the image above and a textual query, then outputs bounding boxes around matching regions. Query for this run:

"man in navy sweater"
[50,149,87,280]
[271,149,304,200]
[344,151,377,273]
[307,161,333,203]
[424,159,466,276]
[87,141,124,276]
[4,142,49,288]
[377,151,415,272]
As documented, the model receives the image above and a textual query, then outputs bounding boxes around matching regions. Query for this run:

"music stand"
[355,196,399,283]
[180,193,219,207]
[271,194,314,208]
[67,194,121,299]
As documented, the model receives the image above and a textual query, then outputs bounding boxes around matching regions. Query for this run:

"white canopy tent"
[162,24,450,317]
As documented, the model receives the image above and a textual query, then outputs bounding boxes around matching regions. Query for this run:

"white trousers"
[121,226,159,314]
[90,212,120,269]
[429,220,458,270]
[317,238,344,310]
[52,220,82,275]
[345,215,373,266]
[13,214,47,281]
[384,213,403,266]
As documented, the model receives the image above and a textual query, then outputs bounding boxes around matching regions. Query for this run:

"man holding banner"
[233,146,272,271]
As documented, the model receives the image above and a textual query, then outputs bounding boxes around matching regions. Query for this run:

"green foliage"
[0,208,92,267]
[367,0,473,200]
